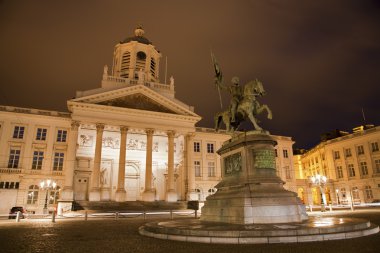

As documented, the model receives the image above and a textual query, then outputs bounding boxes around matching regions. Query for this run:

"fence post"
[329,204,332,212]
[52,211,56,223]
[115,212,119,220]
[16,211,21,222]
[84,211,88,221]
[143,211,146,220]
[170,210,173,220]
[195,210,198,219]
[309,205,313,212]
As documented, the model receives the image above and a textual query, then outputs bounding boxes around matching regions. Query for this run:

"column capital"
[96,123,105,132]
[167,130,176,138]
[71,121,80,131]
[186,132,195,140]
[145,128,155,135]
[120,126,129,133]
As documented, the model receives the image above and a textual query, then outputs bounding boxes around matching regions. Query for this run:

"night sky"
[0,0,379,149]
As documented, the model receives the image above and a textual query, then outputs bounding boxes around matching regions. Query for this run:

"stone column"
[186,133,198,200]
[142,129,155,202]
[166,130,177,202]
[115,126,128,202]
[89,123,104,201]
[58,121,80,215]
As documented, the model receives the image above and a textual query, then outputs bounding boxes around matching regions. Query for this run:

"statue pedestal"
[201,132,308,224]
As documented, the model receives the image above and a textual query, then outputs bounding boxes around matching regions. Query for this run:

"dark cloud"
[0,0,379,149]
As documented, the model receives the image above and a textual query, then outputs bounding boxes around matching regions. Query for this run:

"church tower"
[111,26,161,82]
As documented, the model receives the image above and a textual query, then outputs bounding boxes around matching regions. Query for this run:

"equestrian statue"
[211,52,272,133]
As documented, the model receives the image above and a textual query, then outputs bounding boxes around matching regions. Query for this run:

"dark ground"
[1,209,380,253]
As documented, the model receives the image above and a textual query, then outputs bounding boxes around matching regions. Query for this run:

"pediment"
[97,93,176,114]
[69,84,200,118]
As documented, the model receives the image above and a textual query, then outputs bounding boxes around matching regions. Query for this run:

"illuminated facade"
[0,27,297,214]
[297,126,380,205]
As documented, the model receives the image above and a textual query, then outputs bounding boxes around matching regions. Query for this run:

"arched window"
[49,186,61,204]
[120,51,131,78]
[136,51,146,74]
[365,185,373,200]
[150,58,156,79]
[27,185,39,204]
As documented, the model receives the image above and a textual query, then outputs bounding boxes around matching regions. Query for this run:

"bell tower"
[111,26,161,82]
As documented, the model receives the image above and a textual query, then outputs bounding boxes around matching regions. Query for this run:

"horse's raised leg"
[247,112,262,131]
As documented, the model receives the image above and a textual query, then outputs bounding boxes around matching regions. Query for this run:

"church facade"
[0,27,296,214]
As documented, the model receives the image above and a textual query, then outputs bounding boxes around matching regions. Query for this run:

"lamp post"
[40,179,57,214]
[335,189,340,205]
[310,174,327,212]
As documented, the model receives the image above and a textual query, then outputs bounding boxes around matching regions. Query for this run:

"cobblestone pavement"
[1,209,380,253]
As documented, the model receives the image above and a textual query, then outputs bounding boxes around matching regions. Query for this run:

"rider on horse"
[216,76,243,123]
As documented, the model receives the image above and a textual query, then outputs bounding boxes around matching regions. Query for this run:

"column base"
[187,191,199,201]
[101,187,111,201]
[142,190,156,202]
[115,189,127,202]
[89,188,101,202]
[165,190,178,202]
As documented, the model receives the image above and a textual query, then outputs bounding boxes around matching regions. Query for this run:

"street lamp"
[335,189,340,205]
[40,179,57,214]
[310,174,327,211]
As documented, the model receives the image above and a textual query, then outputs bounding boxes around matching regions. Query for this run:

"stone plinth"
[200,131,308,224]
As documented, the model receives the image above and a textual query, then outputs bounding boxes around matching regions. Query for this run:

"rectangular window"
[36,128,47,141]
[207,143,214,153]
[375,159,380,173]
[53,152,64,171]
[365,186,373,199]
[0,182,3,188]
[315,157,319,164]
[360,161,368,176]
[334,151,340,159]
[357,145,364,155]
[193,142,200,152]
[285,166,291,179]
[8,149,21,168]
[371,142,379,152]
[337,166,344,179]
[208,161,215,177]
[57,129,67,142]
[194,161,201,177]
[274,149,278,157]
[341,188,346,198]
[32,151,44,170]
[348,164,355,177]
[345,148,352,157]
[283,149,288,158]
[13,126,25,139]
[352,187,360,199]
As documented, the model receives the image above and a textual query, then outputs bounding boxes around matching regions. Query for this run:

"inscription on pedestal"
[224,152,242,175]
[253,149,275,169]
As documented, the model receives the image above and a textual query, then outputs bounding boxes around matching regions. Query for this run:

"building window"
[337,166,343,179]
[36,128,47,141]
[357,145,364,155]
[193,142,200,152]
[360,161,368,176]
[352,187,360,200]
[348,164,355,177]
[49,186,60,204]
[322,154,325,161]
[285,166,291,179]
[8,149,21,168]
[334,151,340,159]
[274,149,278,157]
[341,188,346,199]
[207,143,214,153]
[371,142,379,152]
[27,185,39,204]
[365,186,373,200]
[375,159,380,173]
[53,152,64,171]
[283,149,288,158]
[12,126,25,139]
[194,161,201,177]
[208,161,215,177]
[57,130,67,142]
[345,148,352,157]
[120,51,131,78]
[315,157,319,164]
[32,151,44,170]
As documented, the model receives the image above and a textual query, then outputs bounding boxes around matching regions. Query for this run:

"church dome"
[120,26,152,45]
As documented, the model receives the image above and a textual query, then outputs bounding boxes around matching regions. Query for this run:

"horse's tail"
[214,113,222,132]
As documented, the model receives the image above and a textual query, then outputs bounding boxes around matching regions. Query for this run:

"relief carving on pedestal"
[224,152,242,175]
